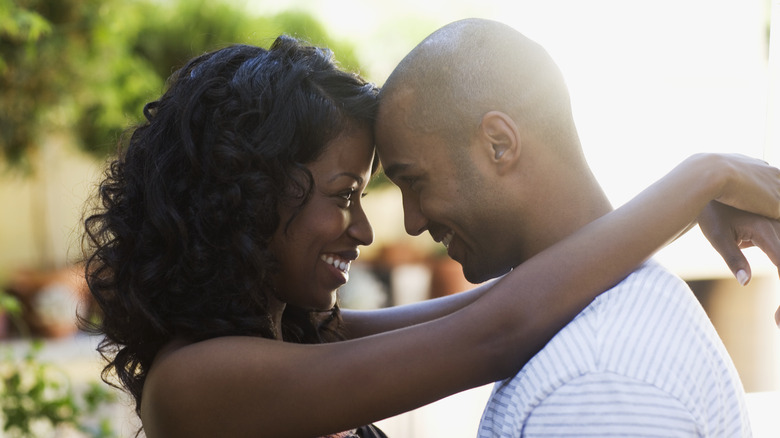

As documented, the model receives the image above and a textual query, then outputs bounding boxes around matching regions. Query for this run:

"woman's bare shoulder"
[137,321,498,437]
[140,336,296,437]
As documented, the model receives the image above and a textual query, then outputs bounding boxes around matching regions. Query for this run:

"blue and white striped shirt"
[477,261,751,437]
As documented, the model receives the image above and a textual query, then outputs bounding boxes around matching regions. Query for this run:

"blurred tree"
[130,1,361,80]
[0,0,61,168]
[0,0,372,270]
[0,0,366,168]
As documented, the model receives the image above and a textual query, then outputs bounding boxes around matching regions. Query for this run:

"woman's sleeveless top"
[323,423,389,438]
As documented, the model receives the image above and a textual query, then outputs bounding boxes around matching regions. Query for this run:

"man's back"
[478,261,750,437]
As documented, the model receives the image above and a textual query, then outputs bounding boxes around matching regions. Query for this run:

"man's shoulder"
[609,259,688,294]
[503,259,721,385]
[582,259,710,344]
[503,258,733,391]
[479,262,749,438]
[590,259,694,313]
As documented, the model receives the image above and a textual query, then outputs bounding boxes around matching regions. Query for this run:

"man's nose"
[402,193,428,236]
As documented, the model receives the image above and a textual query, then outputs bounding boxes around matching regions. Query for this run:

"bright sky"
[249,0,776,277]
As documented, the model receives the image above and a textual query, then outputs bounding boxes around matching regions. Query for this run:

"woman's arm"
[340,279,495,339]
[341,153,780,339]
[142,153,780,438]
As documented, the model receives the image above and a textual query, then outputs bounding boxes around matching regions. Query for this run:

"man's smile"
[441,230,454,249]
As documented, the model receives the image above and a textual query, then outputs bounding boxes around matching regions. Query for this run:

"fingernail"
[736,270,749,286]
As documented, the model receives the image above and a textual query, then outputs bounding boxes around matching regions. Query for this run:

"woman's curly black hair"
[82,35,379,415]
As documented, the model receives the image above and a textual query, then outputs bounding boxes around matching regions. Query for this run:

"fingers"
[698,202,750,284]
[744,221,780,268]
[776,304,780,328]
[733,220,780,328]
[697,202,780,286]
[711,238,753,286]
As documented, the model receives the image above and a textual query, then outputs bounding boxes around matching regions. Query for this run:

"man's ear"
[479,111,520,173]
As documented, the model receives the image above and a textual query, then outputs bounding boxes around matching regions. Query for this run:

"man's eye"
[402,177,419,192]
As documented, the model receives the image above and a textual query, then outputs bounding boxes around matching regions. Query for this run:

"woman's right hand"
[693,153,780,220]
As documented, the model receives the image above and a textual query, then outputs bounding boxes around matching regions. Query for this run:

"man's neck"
[520,173,614,265]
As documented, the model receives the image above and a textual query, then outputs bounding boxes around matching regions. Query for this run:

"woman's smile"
[320,252,357,284]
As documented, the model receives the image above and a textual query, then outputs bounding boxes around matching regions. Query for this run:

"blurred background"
[1,0,779,436]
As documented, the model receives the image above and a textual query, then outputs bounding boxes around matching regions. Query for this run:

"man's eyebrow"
[329,172,364,185]
[382,163,410,180]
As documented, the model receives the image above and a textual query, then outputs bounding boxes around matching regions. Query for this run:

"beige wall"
[0,136,102,283]
[697,275,780,392]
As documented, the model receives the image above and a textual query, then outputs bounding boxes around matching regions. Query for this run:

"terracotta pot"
[429,257,473,299]
[5,266,87,338]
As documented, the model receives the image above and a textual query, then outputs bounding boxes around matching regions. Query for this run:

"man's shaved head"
[379,18,578,153]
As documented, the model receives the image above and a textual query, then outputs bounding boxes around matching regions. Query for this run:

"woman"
[83,35,780,437]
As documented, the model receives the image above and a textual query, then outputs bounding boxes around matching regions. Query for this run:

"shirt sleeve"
[522,372,699,437]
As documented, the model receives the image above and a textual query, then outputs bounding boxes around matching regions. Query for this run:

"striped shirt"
[477,261,751,437]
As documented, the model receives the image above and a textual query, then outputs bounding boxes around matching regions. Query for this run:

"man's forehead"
[377,86,416,123]
[376,127,426,181]
[377,142,419,180]
[380,85,415,106]
[376,87,442,176]
[376,95,416,156]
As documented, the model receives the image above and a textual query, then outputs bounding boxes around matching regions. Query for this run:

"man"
[375,18,752,436]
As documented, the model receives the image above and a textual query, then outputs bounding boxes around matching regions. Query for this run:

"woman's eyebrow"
[329,172,364,185]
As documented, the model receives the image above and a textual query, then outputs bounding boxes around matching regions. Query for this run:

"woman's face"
[270,126,375,311]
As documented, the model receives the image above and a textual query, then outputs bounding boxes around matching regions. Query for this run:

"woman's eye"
[337,189,356,206]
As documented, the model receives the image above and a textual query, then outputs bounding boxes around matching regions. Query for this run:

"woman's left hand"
[697,200,780,325]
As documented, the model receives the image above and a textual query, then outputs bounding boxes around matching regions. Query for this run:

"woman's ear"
[480,111,520,173]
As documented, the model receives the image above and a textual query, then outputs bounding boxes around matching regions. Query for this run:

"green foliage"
[0,0,119,168]
[272,9,362,73]
[0,1,51,47]
[0,289,23,315]
[0,0,367,167]
[0,289,29,337]
[0,341,119,437]
[127,0,362,84]
[0,292,119,436]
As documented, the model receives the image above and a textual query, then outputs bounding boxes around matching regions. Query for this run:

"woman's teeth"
[441,231,454,249]
[321,254,351,273]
